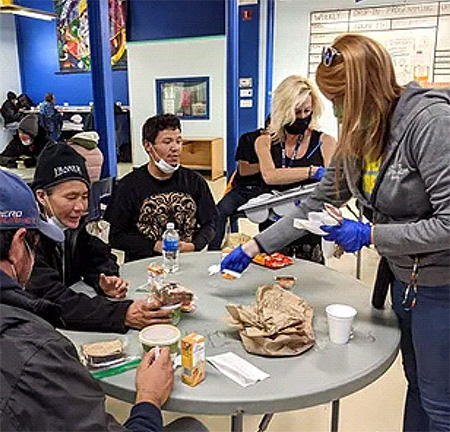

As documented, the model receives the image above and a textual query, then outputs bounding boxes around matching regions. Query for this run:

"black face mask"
[284,113,312,136]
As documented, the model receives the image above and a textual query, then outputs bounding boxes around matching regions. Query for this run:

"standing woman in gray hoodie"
[221,34,450,432]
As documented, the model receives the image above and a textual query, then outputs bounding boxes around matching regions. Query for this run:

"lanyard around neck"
[281,135,302,168]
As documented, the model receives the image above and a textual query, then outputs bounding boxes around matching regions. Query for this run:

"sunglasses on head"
[321,46,342,67]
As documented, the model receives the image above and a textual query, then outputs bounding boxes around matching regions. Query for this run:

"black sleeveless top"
[270,130,324,191]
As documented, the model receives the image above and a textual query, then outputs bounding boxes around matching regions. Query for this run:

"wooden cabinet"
[181,137,224,180]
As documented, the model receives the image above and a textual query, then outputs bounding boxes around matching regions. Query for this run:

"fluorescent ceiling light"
[0,0,56,21]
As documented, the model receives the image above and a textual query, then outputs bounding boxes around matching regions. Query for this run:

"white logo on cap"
[54,165,82,178]
[0,210,23,217]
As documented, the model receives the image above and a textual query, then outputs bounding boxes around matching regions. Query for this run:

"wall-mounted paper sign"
[240,99,253,108]
[239,78,253,88]
[240,89,253,97]
[163,99,175,114]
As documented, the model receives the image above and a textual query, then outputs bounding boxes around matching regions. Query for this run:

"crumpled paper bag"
[222,232,253,250]
[226,284,315,357]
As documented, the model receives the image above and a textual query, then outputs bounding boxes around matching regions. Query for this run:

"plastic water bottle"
[162,222,179,273]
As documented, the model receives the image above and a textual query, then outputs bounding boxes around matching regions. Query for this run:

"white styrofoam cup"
[326,304,357,344]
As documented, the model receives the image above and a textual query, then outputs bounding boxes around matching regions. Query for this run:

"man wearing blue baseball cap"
[0,169,64,243]
[0,170,209,432]
[0,169,64,324]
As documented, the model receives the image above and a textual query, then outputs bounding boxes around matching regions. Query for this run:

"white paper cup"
[326,304,357,344]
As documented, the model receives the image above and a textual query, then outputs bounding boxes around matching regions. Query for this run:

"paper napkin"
[207,352,270,387]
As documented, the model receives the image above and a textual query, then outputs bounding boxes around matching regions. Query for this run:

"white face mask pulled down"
[43,195,68,231]
[154,155,180,174]
[47,216,67,231]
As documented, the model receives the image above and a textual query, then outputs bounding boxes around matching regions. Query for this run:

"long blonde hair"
[270,75,323,143]
[316,34,403,162]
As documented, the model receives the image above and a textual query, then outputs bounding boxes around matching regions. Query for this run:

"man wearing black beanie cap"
[26,143,172,332]
[0,114,53,168]
[32,140,91,191]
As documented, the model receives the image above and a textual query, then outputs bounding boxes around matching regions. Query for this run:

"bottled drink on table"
[162,222,179,273]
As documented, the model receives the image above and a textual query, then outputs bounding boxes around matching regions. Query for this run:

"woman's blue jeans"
[391,280,450,432]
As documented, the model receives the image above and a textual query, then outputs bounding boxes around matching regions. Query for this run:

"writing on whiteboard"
[309,1,450,84]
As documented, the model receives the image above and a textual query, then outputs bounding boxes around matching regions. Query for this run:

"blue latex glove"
[312,166,326,181]
[220,245,253,274]
[321,219,372,253]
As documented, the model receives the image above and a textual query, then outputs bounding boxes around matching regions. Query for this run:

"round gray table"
[64,252,400,432]
[1,166,35,184]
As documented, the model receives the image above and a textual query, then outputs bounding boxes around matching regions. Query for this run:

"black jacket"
[0,100,22,125]
[26,222,132,332]
[0,270,163,432]
[0,126,53,168]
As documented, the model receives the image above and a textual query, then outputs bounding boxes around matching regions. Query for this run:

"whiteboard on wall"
[308,2,450,84]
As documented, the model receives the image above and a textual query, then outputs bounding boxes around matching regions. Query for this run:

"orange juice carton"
[181,332,205,386]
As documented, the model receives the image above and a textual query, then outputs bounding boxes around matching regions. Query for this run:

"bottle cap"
[167,222,175,230]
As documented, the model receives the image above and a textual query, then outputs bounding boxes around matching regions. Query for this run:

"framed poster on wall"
[156,77,210,120]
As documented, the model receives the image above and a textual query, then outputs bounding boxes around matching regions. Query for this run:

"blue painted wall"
[16,0,128,105]
[128,0,225,41]
[238,3,259,138]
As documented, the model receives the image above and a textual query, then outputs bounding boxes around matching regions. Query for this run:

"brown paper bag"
[222,232,252,250]
[226,284,315,357]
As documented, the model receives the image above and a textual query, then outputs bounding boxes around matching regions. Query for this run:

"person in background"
[222,34,450,432]
[0,170,208,432]
[0,114,53,168]
[39,92,63,141]
[208,117,270,250]
[17,93,34,110]
[255,75,336,262]
[67,130,104,182]
[26,143,172,332]
[1,91,25,129]
[105,114,217,262]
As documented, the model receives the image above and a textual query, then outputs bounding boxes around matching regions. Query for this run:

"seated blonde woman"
[255,75,336,262]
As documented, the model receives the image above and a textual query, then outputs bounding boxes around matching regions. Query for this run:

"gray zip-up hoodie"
[255,82,450,286]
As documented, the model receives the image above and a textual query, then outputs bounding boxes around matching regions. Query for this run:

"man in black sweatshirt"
[105,114,217,262]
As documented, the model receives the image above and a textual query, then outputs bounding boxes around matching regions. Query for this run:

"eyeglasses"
[321,46,342,67]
